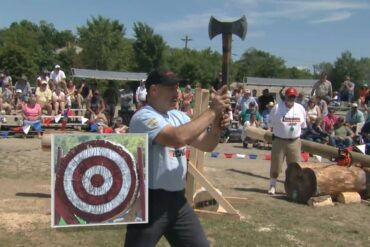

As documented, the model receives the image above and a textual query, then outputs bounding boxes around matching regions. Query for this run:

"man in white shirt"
[50,65,66,90]
[268,87,307,195]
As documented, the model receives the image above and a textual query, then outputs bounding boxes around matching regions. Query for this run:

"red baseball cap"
[285,87,298,97]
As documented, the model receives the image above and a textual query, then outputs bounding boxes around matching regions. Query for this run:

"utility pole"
[181,35,192,49]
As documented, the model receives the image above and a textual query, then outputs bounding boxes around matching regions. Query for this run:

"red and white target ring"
[55,140,138,223]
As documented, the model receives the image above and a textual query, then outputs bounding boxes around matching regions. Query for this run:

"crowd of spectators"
[0,67,199,136]
[0,65,129,135]
[225,73,370,153]
[1,67,370,151]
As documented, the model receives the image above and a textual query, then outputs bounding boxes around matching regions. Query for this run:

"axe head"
[208,15,247,40]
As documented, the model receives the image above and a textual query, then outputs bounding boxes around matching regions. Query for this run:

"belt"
[272,134,299,141]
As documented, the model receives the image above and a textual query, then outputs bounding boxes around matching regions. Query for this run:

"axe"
[209,16,247,86]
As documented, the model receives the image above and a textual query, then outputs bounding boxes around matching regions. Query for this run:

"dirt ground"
[0,138,370,246]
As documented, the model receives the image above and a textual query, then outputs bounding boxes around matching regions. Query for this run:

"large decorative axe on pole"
[208,16,247,86]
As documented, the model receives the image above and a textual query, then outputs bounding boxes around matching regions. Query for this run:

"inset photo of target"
[51,133,148,228]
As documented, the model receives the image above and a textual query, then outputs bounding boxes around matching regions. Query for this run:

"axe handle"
[222,33,232,86]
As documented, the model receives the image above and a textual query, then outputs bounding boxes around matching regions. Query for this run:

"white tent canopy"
[71,68,147,81]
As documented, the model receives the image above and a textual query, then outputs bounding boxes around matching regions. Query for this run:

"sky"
[1,0,370,71]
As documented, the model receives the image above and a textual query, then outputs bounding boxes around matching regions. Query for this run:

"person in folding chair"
[124,69,230,247]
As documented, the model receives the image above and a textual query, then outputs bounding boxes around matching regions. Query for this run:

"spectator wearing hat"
[322,108,338,134]
[35,80,53,115]
[268,87,307,195]
[329,117,354,148]
[125,68,230,247]
[14,75,32,102]
[14,89,25,110]
[235,88,258,116]
[345,103,365,133]
[50,65,66,90]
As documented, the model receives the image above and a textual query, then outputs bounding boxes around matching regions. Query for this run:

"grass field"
[0,138,369,247]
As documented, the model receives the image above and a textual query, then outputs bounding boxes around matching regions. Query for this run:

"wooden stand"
[185,88,245,220]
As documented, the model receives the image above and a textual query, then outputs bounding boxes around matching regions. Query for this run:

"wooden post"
[185,88,243,220]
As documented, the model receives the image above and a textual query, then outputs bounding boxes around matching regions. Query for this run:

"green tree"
[358,57,370,84]
[77,16,127,70]
[0,44,38,83]
[284,67,312,79]
[332,51,361,89]
[132,22,167,72]
[313,62,334,78]
[235,47,286,79]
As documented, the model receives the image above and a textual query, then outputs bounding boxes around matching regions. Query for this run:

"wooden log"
[360,167,370,199]
[41,133,52,151]
[336,192,361,204]
[285,162,366,203]
[245,126,370,167]
[307,195,334,207]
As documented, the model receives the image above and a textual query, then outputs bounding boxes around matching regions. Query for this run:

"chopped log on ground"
[336,192,361,204]
[285,162,366,203]
[307,195,334,207]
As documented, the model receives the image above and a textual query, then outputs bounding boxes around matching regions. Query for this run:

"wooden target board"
[51,134,148,228]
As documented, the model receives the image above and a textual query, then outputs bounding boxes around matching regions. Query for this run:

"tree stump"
[285,162,366,203]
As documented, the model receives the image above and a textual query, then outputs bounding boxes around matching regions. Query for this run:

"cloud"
[155,13,210,32]
[310,11,352,24]
[155,12,250,32]
[226,0,369,24]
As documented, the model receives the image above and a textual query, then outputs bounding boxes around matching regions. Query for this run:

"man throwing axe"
[124,69,230,247]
